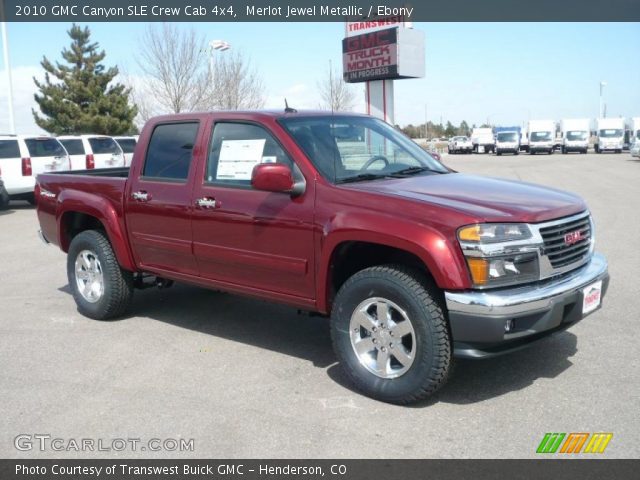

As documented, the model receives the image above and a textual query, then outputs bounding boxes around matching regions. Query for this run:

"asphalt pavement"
[0,152,638,458]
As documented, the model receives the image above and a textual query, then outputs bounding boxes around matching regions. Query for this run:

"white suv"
[57,135,125,170]
[447,136,473,154]
[0,135,70,204]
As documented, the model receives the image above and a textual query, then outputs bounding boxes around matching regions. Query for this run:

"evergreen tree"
[33,24,137,135]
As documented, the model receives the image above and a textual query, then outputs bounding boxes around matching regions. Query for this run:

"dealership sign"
[342,27,425,83]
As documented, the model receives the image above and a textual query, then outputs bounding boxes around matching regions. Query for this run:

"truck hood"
[344,173,586,223]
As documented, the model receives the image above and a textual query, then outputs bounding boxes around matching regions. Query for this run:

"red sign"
[342,28,399,82]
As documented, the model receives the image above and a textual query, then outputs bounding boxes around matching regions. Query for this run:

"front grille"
[539,213,591,269]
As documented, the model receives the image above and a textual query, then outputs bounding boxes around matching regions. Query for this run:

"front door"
[191,121,315,300]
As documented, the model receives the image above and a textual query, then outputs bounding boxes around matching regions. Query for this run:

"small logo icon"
[537,432,612,454]
[564,230,585,246]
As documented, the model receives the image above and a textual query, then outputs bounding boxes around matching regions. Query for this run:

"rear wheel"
[0,190,9,210]
[67,230,134,320]
[330,265,451,404]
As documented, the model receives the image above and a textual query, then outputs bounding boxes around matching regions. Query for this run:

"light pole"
[599,81,607,118]
[1,0,16,134]
[209,40,231,84]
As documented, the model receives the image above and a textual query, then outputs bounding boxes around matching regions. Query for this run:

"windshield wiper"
[336,173,392,184]
[389,166,446,177]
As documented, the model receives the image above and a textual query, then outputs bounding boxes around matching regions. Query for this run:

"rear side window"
[116,138,136,154]
[88,137,120,154]
[24,138,66,157]
[59,139,85,156]
[0,140,20,159]
[143,123,199,181]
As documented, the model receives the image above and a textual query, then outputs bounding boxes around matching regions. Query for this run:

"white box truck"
[470,128,495,153]
[560,119,590,154]
[595,118,624,153]
[528,120,556,155]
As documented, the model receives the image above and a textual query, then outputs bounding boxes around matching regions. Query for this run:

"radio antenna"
[284,99,297,113]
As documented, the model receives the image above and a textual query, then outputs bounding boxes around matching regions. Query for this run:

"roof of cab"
[148,109,369,123]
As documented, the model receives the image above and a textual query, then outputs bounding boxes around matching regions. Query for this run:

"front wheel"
[330,265,451,404]
[67,230,134,320]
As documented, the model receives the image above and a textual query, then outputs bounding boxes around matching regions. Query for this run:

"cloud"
[0,65,45,134]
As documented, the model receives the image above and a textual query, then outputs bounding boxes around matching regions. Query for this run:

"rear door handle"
[196,197,219,209]
[132,191,151,202]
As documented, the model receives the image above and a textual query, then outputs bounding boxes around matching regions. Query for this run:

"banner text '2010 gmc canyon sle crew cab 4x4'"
[36,111,609,404]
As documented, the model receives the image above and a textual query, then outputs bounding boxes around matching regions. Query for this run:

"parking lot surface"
[1,152,638,458]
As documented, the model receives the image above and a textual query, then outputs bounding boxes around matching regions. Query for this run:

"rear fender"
[56,189,136,271]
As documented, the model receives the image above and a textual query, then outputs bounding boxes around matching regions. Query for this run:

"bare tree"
[317,62,356,112]
[135,24,210,114]
[206,51,265,110]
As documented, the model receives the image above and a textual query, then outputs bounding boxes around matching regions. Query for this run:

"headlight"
[458,223,540,288]
[458,223,532,243]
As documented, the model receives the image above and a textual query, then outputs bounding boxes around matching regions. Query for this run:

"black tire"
[26,193,37,206]
[67,230,134,320]
[0,190,9,210]
[330,265,451,404]
[497,151,502,156]
[615,149,621,154]
[514,150,519,156]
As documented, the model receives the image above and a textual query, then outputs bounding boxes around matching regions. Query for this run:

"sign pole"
[0,0,16,134]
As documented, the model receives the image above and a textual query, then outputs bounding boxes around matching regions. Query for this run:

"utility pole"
[1,0,16,134]
[599,81,607,118]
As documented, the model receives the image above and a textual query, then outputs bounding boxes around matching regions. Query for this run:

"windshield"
[88,137,120,155]
[453,136,468,142]
[566,131,588,141]
[497,132,518,142]
[530,131,552,142]
[24,138,66,158]
[279,115,448,183]
[599,129,622,138]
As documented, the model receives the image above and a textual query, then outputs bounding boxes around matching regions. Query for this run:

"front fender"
[317,211,471,313]
[56,189,136,271]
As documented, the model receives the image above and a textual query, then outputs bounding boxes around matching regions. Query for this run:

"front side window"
[24,138,66,157]
[143,122,199,180]
[207,123,292,187]
[280,116,447,183]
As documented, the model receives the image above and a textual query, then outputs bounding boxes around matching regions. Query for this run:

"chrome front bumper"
[445,253,609,358]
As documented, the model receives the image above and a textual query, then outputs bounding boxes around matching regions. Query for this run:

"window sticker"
[217,139,266,180]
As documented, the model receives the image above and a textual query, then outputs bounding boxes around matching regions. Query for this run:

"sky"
[1,22,639,134]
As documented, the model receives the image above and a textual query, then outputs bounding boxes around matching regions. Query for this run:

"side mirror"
[251,163,295,194]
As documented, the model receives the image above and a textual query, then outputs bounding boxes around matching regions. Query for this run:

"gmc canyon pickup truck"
[36,111,609,404]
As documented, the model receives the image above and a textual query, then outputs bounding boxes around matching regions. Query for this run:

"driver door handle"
[196,197,220,209]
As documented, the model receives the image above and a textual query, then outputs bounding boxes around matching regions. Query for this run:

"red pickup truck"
[36,111,609,404]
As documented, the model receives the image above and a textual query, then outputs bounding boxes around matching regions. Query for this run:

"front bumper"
[445,253,609,358]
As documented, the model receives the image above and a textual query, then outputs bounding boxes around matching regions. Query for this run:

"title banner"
[1,0,639,22]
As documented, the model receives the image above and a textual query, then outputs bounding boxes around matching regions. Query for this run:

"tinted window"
[88,137,120,154]
[143,123,199,180]
[60,139,85,156]
[0,140,20,159]
[24,138,66,157]
[207,123,292,186]
[116,138,136,153]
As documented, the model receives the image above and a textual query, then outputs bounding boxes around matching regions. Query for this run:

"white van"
[0,135,70,203]
[57,135,125,170]
[113,136,139,166]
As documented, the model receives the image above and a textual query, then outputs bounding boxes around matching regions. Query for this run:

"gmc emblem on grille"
[564,230,584,246]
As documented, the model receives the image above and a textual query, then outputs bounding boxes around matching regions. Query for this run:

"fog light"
[505,319,515,332]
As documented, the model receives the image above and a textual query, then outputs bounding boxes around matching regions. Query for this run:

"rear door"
[125,120,205,276]
[23,137,70,173]
[86,137,125,168]
[59,138,86,171]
